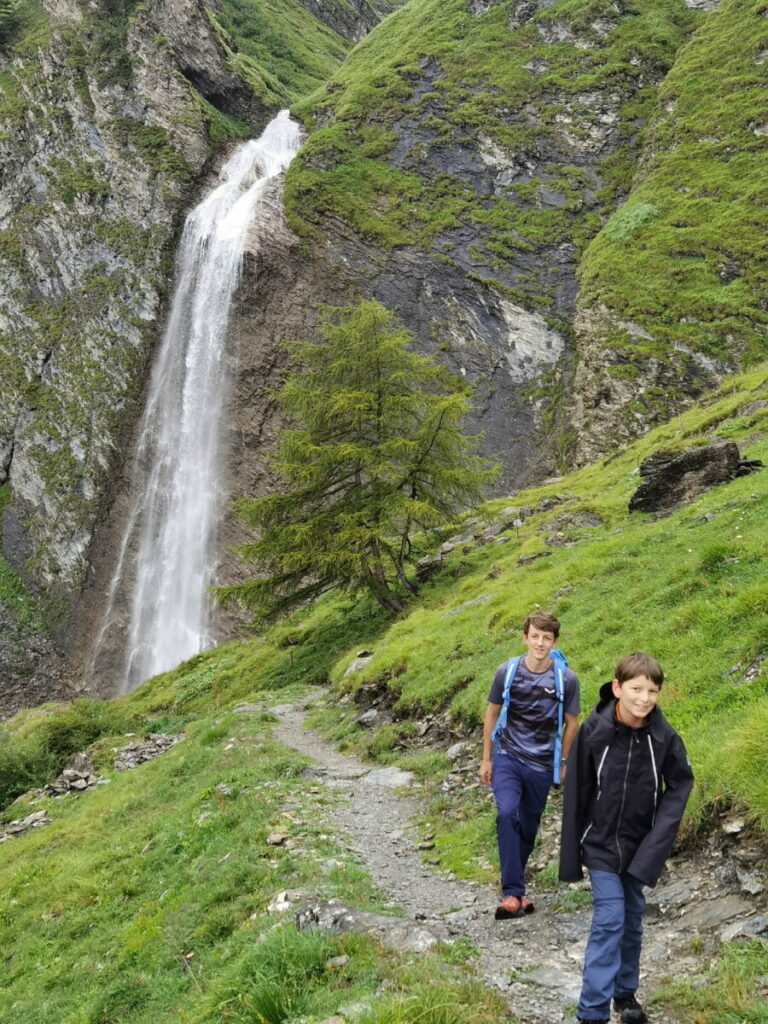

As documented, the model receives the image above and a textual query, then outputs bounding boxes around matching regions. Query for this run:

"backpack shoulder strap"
[491,656,521,745]
[502,655,521,707]
[552,657,566,784]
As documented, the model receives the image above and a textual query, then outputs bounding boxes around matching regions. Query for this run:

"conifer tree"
[0,0,21,39]
[218,300,498,623]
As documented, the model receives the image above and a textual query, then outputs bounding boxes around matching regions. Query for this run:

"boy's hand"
[479,758,492,786]
[559,762,567,785]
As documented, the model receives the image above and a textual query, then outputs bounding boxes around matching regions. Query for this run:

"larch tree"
[217,300,499,624]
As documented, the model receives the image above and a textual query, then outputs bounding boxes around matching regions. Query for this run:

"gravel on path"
[272,696,765,1024]
[274,700,596,1023]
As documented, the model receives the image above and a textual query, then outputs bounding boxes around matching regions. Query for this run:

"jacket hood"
[597,680,615,709]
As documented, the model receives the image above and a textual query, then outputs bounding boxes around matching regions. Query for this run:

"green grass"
[0,699,507,1023]
[215,0,353,102]
[578,0,768,367]
[655,939,768,1023]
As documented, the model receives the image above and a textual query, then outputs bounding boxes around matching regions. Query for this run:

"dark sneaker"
[613,994,648,1024]
[494,894,524,919]
[520,895,535,914]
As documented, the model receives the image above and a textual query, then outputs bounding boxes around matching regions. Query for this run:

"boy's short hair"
[523,612,560,638]
[615,652,664,687]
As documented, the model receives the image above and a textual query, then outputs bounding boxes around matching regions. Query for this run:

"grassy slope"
[214,0,353,103]
[0,703,503,1023]
[577,0,768,370]
[577,0,768,367]
[3,366,768,1022]
[325,367,768,829]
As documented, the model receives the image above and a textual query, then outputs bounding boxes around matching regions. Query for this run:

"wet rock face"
[295,0,393,41]
[0,0,278,698]
[0,0,273,600]
[0,607,68,719]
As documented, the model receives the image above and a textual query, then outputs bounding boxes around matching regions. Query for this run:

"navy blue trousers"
[577,868,646,1020]
[491,749,551,897]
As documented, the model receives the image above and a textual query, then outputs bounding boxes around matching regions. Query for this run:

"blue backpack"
[491,648,568,785]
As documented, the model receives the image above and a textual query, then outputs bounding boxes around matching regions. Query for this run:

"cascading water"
[89,110,301,692]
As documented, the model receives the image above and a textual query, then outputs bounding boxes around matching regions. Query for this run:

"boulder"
[628,442,741,514]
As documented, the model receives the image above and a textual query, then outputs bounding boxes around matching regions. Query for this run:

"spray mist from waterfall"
[89,110,301,692]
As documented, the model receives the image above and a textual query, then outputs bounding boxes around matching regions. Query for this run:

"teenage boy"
[559,653,694,1024]
[480,612,580,919]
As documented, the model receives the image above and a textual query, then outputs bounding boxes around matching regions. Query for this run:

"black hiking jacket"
[559,682,693,887]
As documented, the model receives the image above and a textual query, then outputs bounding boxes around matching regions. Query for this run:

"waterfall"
[89,110,301,692]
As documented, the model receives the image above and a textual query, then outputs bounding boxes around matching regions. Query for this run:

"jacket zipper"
[581,745,610,845]
[647,732,659,827]
[615,735,633,873]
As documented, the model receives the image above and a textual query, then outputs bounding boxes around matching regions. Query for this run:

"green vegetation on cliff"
[285,0,698,315]
[214,0,351,101]
[578,0,768,367]
[0,485,42,633]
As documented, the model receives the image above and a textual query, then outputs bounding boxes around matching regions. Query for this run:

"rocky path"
[273,698,767,1024]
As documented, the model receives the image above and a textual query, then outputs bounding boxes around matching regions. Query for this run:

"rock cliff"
[570,0,768,464]
[260,0,700,491]
[0,0,380,709]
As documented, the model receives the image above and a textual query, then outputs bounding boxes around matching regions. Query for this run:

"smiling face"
[612,674,660,727]
[523,626,557,668]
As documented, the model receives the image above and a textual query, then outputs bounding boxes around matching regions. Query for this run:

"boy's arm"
[559,712,579,784]
[628,733,694,887]
[479,703,502,786]
[559,668,581,783]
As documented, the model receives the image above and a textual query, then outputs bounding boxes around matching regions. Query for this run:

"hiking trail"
[273,697,764,1024]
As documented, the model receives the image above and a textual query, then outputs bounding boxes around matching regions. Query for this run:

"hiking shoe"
[494,894,524,919]
[520,895,535,914]
[613,994,648,1024]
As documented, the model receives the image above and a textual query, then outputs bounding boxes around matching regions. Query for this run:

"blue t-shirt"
[488,657,580,770]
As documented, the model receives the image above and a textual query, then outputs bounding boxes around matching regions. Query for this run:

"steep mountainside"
[0,0,386,708]
[263,0,767,482]
[571,0,768,462]
[276,0,703,483]
[1,0,765,710]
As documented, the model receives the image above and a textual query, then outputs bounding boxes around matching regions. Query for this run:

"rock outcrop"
[1,0,386,708]
[628,441,762,515]
[570,0,768,463]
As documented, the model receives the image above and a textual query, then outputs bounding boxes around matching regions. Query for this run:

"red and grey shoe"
[494,894,524,919]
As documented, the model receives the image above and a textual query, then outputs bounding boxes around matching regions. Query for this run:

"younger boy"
[480,612,580,919]
[559,653,693,1024]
